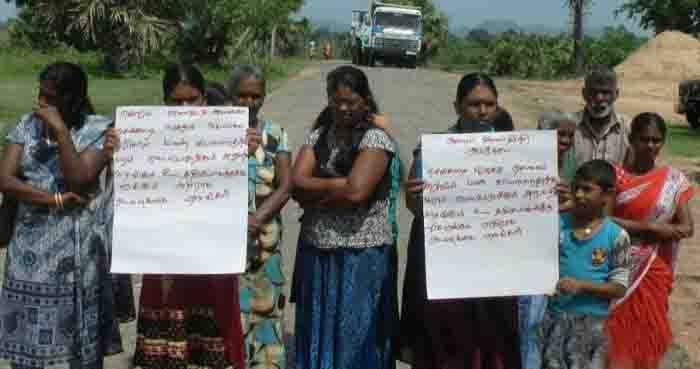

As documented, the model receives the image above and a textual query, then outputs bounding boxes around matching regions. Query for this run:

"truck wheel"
[407,56,417,69]
[688,110,700,129]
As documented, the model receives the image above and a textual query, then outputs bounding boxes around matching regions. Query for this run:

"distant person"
[309,40,316,59]
[324,41,332,60]
[542,160,632,369]
[606,113,696,369]
[573,66,630,167]
[400,73,521,369]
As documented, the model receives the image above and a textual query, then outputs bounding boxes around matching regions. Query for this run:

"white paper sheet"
[421,130,559,299]
[111,106,249,274]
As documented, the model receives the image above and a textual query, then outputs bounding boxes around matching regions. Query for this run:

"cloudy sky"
[1,1,644,32]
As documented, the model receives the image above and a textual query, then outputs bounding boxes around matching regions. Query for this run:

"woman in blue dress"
[292,65,398,369]
[0,62,121,369]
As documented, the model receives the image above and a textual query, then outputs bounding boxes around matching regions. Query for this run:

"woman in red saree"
[606,112,696,369]
[134,64,246,369]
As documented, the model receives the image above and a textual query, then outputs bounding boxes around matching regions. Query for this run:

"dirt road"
[1,61,697,368]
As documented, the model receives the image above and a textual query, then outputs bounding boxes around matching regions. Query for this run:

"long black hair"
[456,72,498,103]
[162,63,206,101]
[630,112,667,141]
[313,65,380,131]
[39,62,94,128]
[314,66,382,176]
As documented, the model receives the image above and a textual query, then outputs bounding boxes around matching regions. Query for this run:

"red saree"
[606,165,695,369]
[134,275,245,369]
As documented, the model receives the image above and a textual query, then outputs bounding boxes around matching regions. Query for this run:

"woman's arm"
[405,157,425,215]
[36,107,108,189]
[612,202,694,242]
[319,148,390,207]
[0,144,55,207]
[291,145,348,204]
[253,152,293,225]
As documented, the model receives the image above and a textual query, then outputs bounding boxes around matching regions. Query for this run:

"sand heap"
[616,31,700,81]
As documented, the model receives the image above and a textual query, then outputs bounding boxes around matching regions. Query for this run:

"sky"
[298,0,645,33]
[1,1,645,33]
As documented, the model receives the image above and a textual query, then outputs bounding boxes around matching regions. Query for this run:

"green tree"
[392,0,449,53]
[616,0,700,35]
[6,0,307,69]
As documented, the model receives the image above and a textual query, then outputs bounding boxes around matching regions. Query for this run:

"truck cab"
[352,2,422,68]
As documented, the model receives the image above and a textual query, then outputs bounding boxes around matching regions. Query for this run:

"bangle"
[52,193,59,212]
[57,193,64,211]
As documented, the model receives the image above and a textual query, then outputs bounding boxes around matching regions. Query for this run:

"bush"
[434,36,487,72]
[584,26,647,68]
[480,33,574,79]
[475,26,646,79]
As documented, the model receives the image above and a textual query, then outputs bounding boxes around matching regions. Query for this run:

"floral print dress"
[241,120,290,369]
[0,114,121,369]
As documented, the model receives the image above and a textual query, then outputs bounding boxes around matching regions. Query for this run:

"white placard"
[111,106,249,274]
[421,130,559,299]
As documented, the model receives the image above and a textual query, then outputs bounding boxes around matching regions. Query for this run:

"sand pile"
[616,31,700,81]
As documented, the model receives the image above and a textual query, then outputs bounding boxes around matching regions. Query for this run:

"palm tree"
[69,0,180,72]
[566,0,591,74]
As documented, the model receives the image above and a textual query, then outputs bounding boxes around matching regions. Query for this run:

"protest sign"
[421,130,559,299]
[111,106,249,274]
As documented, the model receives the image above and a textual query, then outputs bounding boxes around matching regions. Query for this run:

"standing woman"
[606,112,696,369]
[292,65,398,369]
[0,62,122,369]
[400,73,521,369]
[226,65,293,369]
[133,64,245,369]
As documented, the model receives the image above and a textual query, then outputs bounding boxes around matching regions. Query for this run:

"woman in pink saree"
[607,112,696,369]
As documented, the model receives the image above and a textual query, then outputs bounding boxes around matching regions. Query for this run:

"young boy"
[543,159,632,369]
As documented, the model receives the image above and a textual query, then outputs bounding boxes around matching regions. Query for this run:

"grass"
[666,124,700,159]
[0,45,307,146]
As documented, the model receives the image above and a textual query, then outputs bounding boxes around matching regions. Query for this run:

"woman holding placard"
[0,62,122,369]
[226,65,293,369]
[291,65,398,369]
[399,73,521,369]
[133,64,246,369]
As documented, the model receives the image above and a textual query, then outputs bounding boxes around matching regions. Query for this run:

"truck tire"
[687,110,700,129]
[407,56,417,69]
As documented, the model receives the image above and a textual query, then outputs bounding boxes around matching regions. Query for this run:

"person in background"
[292,65,398,369]
[133,63,245,369]
[207,80,229,106]
[400,72,521,369]
[492,107,515,132]
[0,62,122,369]
[537,111,578,184]
[573,66,630,167]
[227,64,292,369]
[606,113,696,369]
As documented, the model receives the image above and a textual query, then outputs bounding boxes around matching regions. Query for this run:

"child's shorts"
[541,311,607,369]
